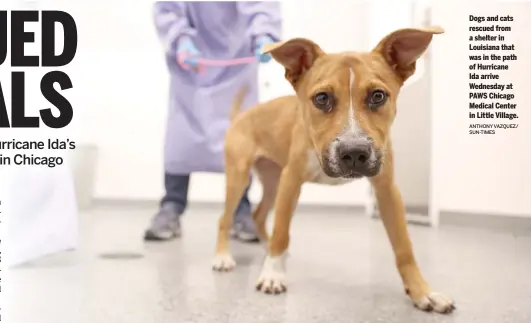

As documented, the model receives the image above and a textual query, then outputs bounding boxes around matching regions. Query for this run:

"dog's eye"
[312,92,335,113]
[367,89,387,110]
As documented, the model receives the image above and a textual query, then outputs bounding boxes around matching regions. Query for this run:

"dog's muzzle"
[323,135,382,178]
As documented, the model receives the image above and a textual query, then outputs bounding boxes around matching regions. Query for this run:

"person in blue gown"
[144,2,282,242]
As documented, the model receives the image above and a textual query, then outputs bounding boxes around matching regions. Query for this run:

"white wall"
[430,2,531,217]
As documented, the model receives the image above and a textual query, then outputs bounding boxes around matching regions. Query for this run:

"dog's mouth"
[321,146,383,179]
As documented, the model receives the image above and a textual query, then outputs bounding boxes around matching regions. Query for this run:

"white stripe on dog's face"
[327,68,362,171]
[347,68,362,135]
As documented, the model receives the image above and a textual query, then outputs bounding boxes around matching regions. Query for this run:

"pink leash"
[177,52,257,73]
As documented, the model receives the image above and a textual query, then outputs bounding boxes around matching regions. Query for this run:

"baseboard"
[90,199,531,233]
[440,211,531,233]
[92,198,159,209]
[372,205,431,226]
[369,203,531,232]
[91,198,366,215]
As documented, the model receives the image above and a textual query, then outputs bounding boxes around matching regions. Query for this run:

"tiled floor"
[8,204,531,323]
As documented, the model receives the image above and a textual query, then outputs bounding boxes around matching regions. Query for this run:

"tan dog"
[213,27,454,313]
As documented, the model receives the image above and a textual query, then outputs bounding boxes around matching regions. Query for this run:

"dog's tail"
[230,85,249,122]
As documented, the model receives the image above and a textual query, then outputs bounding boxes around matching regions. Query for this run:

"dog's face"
[263,27,443,179]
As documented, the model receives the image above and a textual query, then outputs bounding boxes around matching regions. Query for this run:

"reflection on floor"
[8,204,531,323]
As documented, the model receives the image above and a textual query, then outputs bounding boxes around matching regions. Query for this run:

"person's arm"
[238,1,283,48]
[152,1,197,57]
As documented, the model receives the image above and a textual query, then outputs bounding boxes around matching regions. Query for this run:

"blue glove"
[254,35,275,64]
[177,37,201,68]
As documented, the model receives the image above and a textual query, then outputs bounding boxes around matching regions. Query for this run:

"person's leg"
[232,176,260,243]
[144,173,190,241]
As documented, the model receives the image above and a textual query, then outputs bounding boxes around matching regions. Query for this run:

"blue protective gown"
[153,2,282,174]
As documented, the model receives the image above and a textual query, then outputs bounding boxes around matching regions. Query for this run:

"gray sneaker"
[231,213,260,243]
[144,203,182,241]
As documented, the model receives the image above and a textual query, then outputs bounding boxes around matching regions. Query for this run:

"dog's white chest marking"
[306,152,354,185]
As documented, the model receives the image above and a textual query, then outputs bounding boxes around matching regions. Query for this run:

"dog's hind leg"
[252,158,281,243]
[212,135,254,272]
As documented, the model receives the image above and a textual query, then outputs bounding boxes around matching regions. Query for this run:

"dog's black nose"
[338,142,371,169]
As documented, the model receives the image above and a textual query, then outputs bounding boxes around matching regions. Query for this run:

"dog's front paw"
[256,273,286,294]
[255,255,287,294]
[412,292,456,313]
[212,253,236,272]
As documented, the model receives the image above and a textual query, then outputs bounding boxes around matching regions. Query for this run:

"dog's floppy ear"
[262,38,325,86]
[373,26,444,81]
